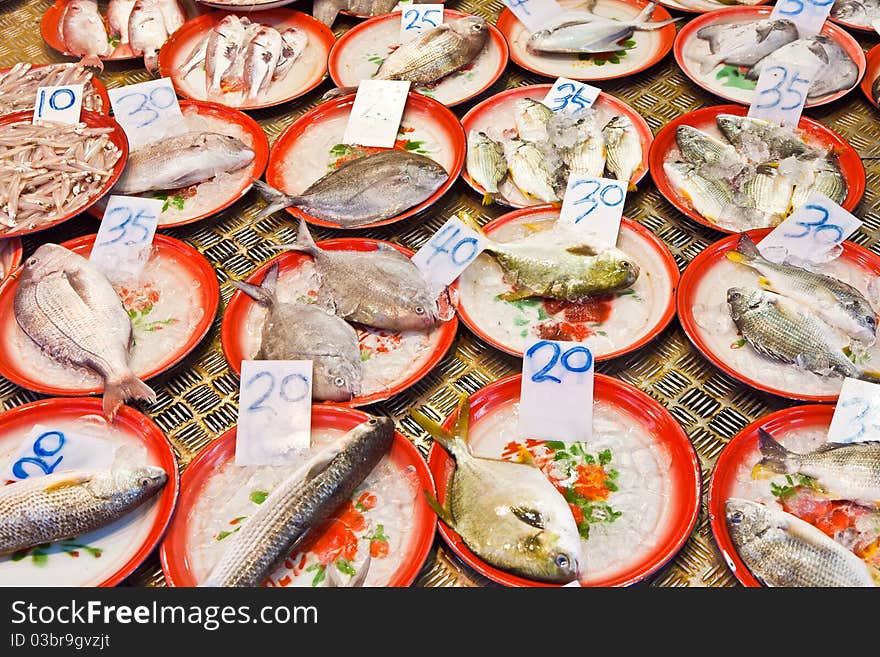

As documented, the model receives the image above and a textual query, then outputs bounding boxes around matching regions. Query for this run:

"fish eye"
[333,377,346,387]
[368,418,378,425]
[140,478,151,488]
[555,554,570,569]
[415,306,425,315]
[730,511,744,523]
[26,257,37,267]
[472,23,484,31]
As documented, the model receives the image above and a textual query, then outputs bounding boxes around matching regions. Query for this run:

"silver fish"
[503,138,559,203]
[128,0,168,72]
[832,0,880,25]
[232,262,361,401]
[715,114,818,160]
[664,161,735,224]
[252,150,448,228]
[205,15,248,94]
[203,417,393,587]
[603,115,642,188]
[790,158,847,207]
[739,164,793,224]
[243,27,282,102]
[108,0,136,44]
[13,244,156,418]
[178,34,209,78]
[747,36,858,99]
[157,0,185,35]
[675,124,743,169]
[61,0,112,61]
[565,117,606,177]
[273,27,308,81]
[0,466,167,555]
[696,19,798,74]
[466,130,507,204]
[726,498,876,587]
[514,98,552,143]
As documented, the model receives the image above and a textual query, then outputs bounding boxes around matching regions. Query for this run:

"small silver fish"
[243,27,283,102]
[603,115,642,188]
[205,15,248,95]
[504,138,559,203]
[273,28,308,81]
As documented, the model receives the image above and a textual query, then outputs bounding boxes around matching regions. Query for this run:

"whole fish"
[412,395,581,583]
[727,233,876,343]
[757,429,880,504]
[504,139,559,203]
[313,0,442,26]
[514,98,552,143]
[61,0,112,61]
[725,498,875,587]
[178,34,209,78]
[726,287,880,382]
[220,20,263,92]
[789,158,847,207]
[252,150,448,228]
[205,15,248,94]
[526,2,680,55]
[675,125,742,169]
[232,262,361,401]
[108,0,136,44]
[128,0,168,71]
[716,114,817,160]
[470,220,639,301]
[14,244,156,419]
[696,19,798,74]
[664,161,735,224]
[739,165,793,224]
[114,132,254,194]
[279,221,444,331]
[273,27,308,81]
[602,115,642,189]
[747,36,858,99]
[466,130,507,205]
[565,117,606,177]
[832,0,880,25]
[203,416,393,587]
[157,0,185,35]
[243,27,283,101]
[0,466,167,555]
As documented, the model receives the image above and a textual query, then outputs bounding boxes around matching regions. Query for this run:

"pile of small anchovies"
[0,120,121,232]
[0,63,103,115]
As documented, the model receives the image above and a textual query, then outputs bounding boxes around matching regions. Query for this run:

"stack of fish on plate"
[0,62,104,114]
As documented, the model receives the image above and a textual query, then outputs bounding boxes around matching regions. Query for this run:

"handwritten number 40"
[424,224,480,267]
[12,430,65,479]
[404,8,441,29]
[527,341,593,384]
[246,371,310,413]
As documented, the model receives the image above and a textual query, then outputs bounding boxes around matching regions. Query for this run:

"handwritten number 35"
[755,65,811,111]
[777,0,833,15]
[527,341,593,384]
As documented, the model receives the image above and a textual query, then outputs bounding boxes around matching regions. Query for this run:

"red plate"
[677,228,880,402]
[0,63,111,115]
[861,44,880,108]
[0,233,219,397]
[649,105,865,233]
[87,100,269,228]
[42,0,141,60]
[655,0,770,15]
[427,374,701,587]
[158,9,335,110]
[221,238,458,406]
[0,238,22,285]
[497,0,677,82]
[454,205,679,360]
[0,397,178,587]
[675,7,866,107]
[708,404,834,587]
[265,91,464,230]
[0,110,128,239]
[161,406,436,587]
[460,84,653,207]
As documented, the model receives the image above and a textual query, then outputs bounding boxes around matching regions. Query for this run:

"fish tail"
[231,262,278,306]
[143,51,159,74]
[252,179,299,220]
[77,54,104,72]
[103,373,157,420]
[410,407,463,458]
[858,368,880,384]
[699,53,725,75]
[633,1,657,21]
[322,86,358,101]
[639,16,684,30]
[727,232,761,265]
[481,192,494,206]
[756,428,795,474]
[312,0,343,26]
[423,490,455,528]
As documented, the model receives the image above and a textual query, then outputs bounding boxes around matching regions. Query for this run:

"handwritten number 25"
[527,341,593,384]
[404,8,441,29]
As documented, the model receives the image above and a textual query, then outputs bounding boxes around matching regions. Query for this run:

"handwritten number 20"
[12,430,65,479]
[527,341,593,384]
[246,371,310,412]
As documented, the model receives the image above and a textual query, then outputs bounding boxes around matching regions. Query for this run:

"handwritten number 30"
[783,203,844,243]
[527,341,593,384]
[116,86,177,129]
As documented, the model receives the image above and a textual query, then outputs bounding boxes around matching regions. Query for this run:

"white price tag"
[33,84,84,124]
[557,175,626,245]
[503,0,564,32]
[542,78,600,114]
[1,425,113,483]
[411,214,488,293]
[400,4,443,41]
[747,59,818,128]
[108,78,184,149]
[90,195,161,282]
[827,378,880,444]
[563,580,582,587]
[770,0,834,38]
[518,339,594,444]
[342,80,411,149]
[236,360,313,466]
[757,193,861,264]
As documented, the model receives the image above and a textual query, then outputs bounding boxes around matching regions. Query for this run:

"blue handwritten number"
[425,224,479,266]
[12,430,65,479]
[247,370,309,412]
[37,88,76,118]
[551,83,592,112]
[783,204,843,244]
[116,86,176,129]
[405,8,441,30]
[507,0,532,15]
[246,371,275,412]
[98,206,155,246]
[422,9,441,27]
[527,341,594,384]
[754,66,809,111]
[404,9,419,29]
[279,373,309,403]
[572,179,624,223]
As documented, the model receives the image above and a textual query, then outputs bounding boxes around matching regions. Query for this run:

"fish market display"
[832,0,880,27]
[0,120,123,234]
[113,132,255,195]
[413,395,582,583]
[314,0,444,26]
[526,2,680,55]
[13,244,156,418]
[253,150,448,228]
[178,15,308,103]
[696,20,858,100]
[0,466,167,555]
[664,114,846,230]
[233,262,363,402]
[0,62,105,115]
[203,416,393,587]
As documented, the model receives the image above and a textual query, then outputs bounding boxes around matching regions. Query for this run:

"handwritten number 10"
[527,341,593,384]
[12,430,65,479]
[246,371,310,412]
[36,88,76,116]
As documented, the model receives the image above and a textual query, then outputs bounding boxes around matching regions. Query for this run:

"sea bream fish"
[695,18,798,74]
[513,98,553,143]
[113,132,255,195]
[251,150,448,228]
[278,221,447,331]
[466,131,507,205]
[602,115,643,188]
[13,244,157,419]
[60,0,112,62]
[412,395,582,583]
[128,0,168,71]
[203,416,393,587]
[205,15,249,95]
[526,2,680,55]
[746,36,859,99]
[232,262,362,401]
[725,498,876,587]
[663,161,735,224]
[503,138,560,203]
[0,466,167,555]
[313,0,444,27]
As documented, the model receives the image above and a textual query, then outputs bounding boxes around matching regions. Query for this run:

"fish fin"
[726,251,751,265]
[757,277,773,290]
[103,373,157,420]
[455,212,486,237]
[565,244,599,256]
[423,490,455,528]
[735,233,761,260]
[482,192,494,206]
[521,222,550,233]
[498,288,538,302]
[511,506,546,529]
[143,51,158,74]
[349,552,371,587]
[638,16,683,30]
[754,22,774,42]
[453,393,470,445]
[756,428,794,474]
[514,444,537,467]
[322,86,358,101]
[627,181,638,192]
[251,179,299,220]
[632,1,656,22]
[410,407,457,455]
[858,368,880,384]
[232,262,278,306]
[43,473,93,492]
[312,0,342,26]
[699,53,726,75]
[76,55,103,71]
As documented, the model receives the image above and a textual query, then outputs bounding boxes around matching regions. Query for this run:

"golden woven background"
[1,0,878,587]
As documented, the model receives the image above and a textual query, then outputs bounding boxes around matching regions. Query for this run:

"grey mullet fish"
[202,416,393,587]
[0,466,167,555]
[252,150,448,227]
[14,244,156,419]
